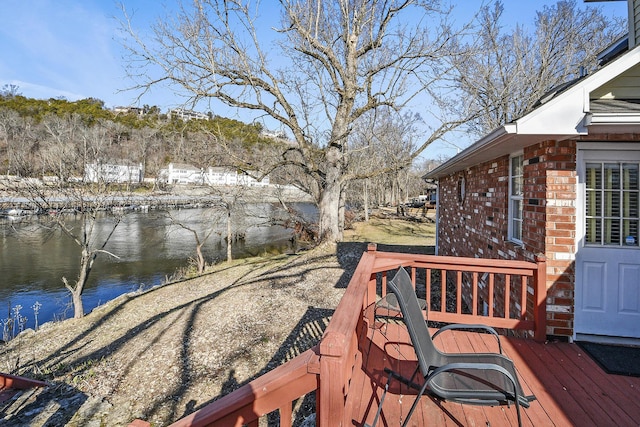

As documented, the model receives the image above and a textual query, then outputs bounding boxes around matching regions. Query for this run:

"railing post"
[317,248,375,426]
[318,332,346,426]
[534,254,547,342]
[365,243,378,309]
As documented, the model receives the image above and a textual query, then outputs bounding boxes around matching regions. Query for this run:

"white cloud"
[0,79,85,101]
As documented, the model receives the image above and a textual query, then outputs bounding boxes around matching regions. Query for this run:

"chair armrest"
[432,324,502,354]
[427,362,526,426]
[427,362,519,404]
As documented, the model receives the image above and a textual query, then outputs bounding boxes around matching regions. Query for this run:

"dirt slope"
[1,215,435,426]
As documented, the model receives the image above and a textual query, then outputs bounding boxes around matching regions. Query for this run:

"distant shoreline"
[0,184,314,215]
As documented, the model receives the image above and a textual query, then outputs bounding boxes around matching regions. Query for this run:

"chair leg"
[401,379,429,427]
[365,371,394,427]
[514,392,523,427]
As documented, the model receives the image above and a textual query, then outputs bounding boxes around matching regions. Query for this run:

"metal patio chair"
[371,266,535,427]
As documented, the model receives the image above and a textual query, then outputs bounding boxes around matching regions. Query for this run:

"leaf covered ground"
[1,214,435,426]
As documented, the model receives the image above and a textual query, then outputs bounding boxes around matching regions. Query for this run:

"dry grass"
[1,214,435,426]
[344,210,435,246]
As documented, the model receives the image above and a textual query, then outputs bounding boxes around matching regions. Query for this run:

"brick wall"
[436,139,577,338]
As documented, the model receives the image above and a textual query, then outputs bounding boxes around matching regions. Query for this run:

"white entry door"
[576,148,640,340]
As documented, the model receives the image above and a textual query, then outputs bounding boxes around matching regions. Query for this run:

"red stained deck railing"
[369,249,547,341]
[133,244,547,427]
[168,348,320,427]
[0,372,48,391]
[0,372,48,407]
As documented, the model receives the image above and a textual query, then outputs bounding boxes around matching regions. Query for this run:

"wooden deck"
[350,320,640,426]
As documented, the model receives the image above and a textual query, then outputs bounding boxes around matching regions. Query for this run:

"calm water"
[1,203,315,330]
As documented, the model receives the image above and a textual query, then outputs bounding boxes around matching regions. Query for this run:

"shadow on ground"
[2,243,435,426]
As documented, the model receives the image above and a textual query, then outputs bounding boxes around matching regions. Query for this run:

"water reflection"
[0,203,315,330]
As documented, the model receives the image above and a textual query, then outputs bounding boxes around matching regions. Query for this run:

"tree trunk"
[226,210,232,262]
[196,243,205,273]
[71,288,84,319]
[364,179,370,222]
[318,176,342,242]
[64,250,92,319]
[318,145,343,242]
[74,251,93,318]
[338,188,346,234]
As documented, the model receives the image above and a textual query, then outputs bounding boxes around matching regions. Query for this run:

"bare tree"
[0,108,25,176]
[127,126,169,188]
[39,114,82,183]
[0,84,21,98]
[452,0,625,136]
[165,183,250,269]
[347,108,423,216]
[16,115,133,318]
[121,0,474,242]
[20,182,126,319]
[165,207,221,273]
[59,199,123,319]
[220,192,240,263]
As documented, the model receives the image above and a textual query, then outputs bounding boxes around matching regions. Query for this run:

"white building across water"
[158,163,270,187]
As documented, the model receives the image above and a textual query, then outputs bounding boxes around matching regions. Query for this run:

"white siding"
[590,63,640,99]
[633,0,640,48]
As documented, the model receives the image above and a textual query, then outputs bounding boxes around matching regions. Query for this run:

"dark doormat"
[577,341,640,377]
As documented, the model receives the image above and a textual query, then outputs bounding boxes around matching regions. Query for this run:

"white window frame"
[508,153,524,244]
[578,145,640,250]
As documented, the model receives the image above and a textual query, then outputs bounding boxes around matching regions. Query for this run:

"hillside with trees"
[0,86,433,209]
[0,90,278,180]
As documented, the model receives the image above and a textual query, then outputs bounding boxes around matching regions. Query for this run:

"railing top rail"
[168,348,319,427]
[0,373,49,390]
[371,251,541,274]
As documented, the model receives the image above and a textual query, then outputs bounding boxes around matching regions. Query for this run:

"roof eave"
[423,124,517,179]
[425,44,640,180]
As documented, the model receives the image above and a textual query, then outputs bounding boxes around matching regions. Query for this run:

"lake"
[0,203,315,333]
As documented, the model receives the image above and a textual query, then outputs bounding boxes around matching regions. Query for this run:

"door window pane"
[604,190,620,217]
[586,163,602,189]
[623,220,639,246]
[585,161,640,247]
[623,192,639,217]
[586,217,600,244]
[604,163,620,190]
[604,219,620,245]
[585,190,600,216]
[623,164,639,190]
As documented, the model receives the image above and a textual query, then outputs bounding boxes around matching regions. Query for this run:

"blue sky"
[0,0,629,156]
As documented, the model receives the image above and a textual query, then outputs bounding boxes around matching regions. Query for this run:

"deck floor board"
[352,322,640,426]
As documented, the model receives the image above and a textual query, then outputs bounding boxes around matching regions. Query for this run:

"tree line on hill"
[0,88,430,208]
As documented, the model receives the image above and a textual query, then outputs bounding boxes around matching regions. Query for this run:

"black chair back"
[386,267,444,375]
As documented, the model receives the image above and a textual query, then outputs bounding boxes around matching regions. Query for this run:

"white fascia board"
[424,124,517,178]
[517,44,640,134]
[588,113,640,124]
